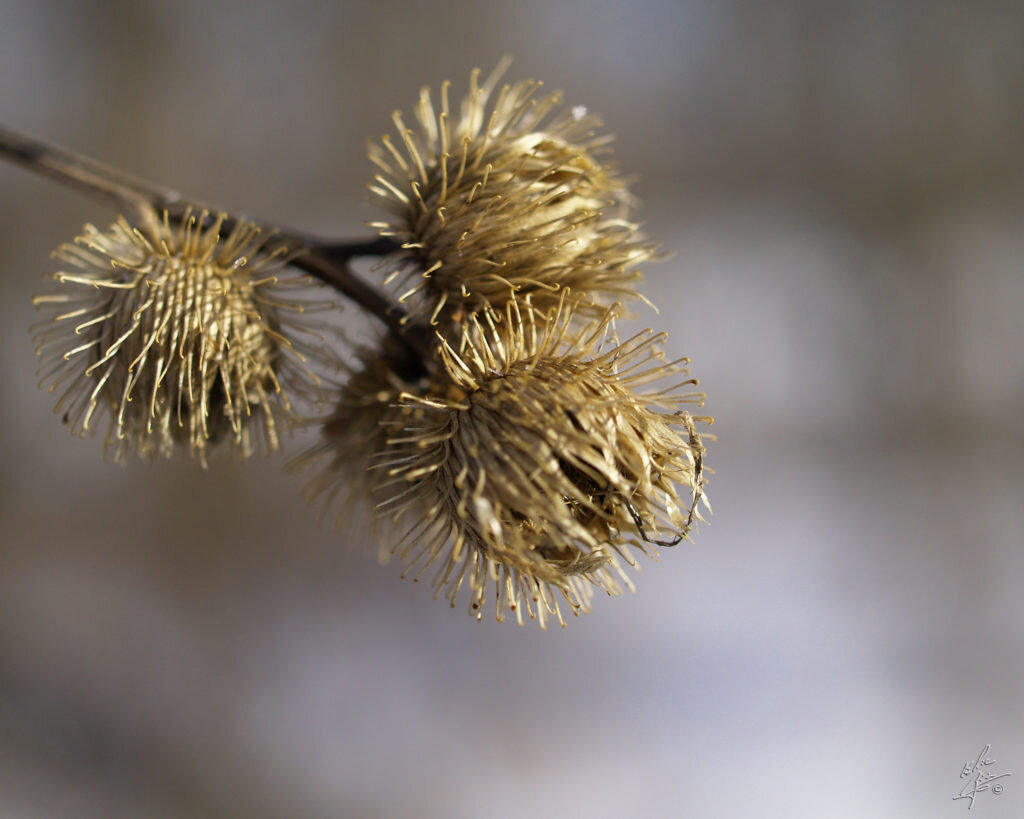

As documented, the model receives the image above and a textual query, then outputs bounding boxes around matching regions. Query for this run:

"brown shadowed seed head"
[298,333,429,520]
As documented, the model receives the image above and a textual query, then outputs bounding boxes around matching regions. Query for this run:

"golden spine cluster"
[367,59,653,324]
[34,210,333,465]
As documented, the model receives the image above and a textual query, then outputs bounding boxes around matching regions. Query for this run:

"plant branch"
[0,124,429,365]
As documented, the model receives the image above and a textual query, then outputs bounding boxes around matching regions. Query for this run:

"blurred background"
[1,1,1023,816]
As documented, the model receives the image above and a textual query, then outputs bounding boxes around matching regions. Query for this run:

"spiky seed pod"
[33,209,332,464]
[368,59,655,325]
[377,296,710,628]
[298,333,429,520]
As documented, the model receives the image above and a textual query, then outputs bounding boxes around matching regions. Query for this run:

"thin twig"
[0,124,429,367]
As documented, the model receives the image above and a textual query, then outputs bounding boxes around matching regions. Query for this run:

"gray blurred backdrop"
[1,1,1023,817]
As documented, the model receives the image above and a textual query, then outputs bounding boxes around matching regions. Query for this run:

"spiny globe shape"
[368,60,654,325]
[377,297,710,628]
[34,210,327,464]
[300,333,429,520]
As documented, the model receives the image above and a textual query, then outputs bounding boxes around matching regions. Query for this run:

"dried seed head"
[298,333,428,519]
[377,297,710,628]
[368,59,655,324]
[33,209,332,464]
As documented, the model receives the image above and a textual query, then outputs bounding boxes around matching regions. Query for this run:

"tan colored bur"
[370,295,710,628]
[368,60,655,325]
[33,209,332,465]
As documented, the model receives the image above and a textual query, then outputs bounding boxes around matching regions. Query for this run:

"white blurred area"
[1,1,1023,817]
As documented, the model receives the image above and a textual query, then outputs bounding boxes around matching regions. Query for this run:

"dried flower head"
[299,333,428,519]
[33,209,331,464]
[376,296,709,627]
[368,59,655,324]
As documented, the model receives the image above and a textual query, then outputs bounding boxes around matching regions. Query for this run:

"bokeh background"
[1,1,1023,817]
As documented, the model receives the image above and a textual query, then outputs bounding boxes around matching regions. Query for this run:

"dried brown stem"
[0,124,429,369]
